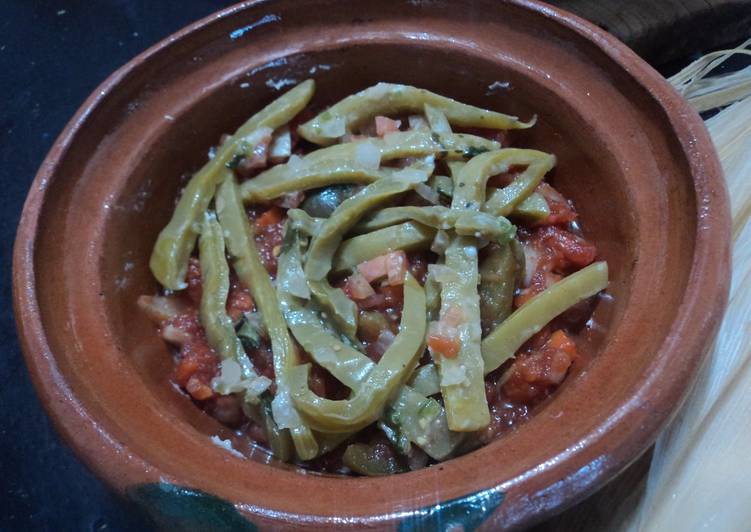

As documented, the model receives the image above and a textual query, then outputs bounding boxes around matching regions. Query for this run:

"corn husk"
[669,38,751,112]
[612,45,751,532]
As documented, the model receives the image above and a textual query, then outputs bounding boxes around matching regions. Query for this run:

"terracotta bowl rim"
[12,0,730,528]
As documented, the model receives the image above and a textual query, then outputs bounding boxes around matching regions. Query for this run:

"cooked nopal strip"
[482,261,609,374]
[298,82,534,145]
[150,79,315,289]
[198,212,270,401]
[288,274,426,433]
[215,175,319,460]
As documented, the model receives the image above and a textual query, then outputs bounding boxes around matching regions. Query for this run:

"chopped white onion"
[522,243,540,287]
[319,115,346,138]
[393,167,430,184]
[211,359,243,394]
[241,126,274,146]
[415,183,440,205]
[272,389,304,429]
[287,154,305,172]
[243,375,272,398]
[425,104,452,134]
[354,141,382,169]
[160,324,192,346]
[408,115,429,130]
[430,230,451,255]
[280,259,310,299]
[439,363,467,386]
[269,126,292,162]
[221,359,243,384]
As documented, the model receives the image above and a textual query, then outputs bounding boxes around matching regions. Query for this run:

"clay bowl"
[13,0,730,529]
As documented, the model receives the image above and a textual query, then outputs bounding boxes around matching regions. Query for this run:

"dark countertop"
[2,3,232,531]
[1,2,745,531]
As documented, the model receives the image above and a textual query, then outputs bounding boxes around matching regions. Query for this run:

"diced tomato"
[346,280,404,316]
[355,252,406,285]
[343,272,376,300]
[162,312,203,343]
[534,226,597,269]
[379,285,404,311]
[186,376,214,400]
[502,330,578,403]
[175,356,200,384]
[186,257,202,305]
[535,182,577,226]
[358,293,386,309]
[248,343,275,385]
[427,331,461,358]
[375,116,402,136]
[174,333,220,401]
[251,208,285,276]
[515,226,596,309]
[514,270,562,308]
[525,325,553,351]
[236,130,273,177]
[227,279,254,322]
[426,304,465,358]
[357,251,408,286]
[548,329,577,353]
[274,190,305,209]
[427,318,462,358]
[256,206,283,228]
[385,251,408,286]
[502,377,545,404]
[357,255,388,282]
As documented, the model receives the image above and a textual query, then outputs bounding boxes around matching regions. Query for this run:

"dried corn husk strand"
[611,51,751,532]
[669,38,751,112]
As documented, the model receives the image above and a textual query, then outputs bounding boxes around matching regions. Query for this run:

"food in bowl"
[139,80,608,475]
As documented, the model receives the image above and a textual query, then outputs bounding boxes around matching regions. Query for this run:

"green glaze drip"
[128,482,257,532]
[398,487,505,532]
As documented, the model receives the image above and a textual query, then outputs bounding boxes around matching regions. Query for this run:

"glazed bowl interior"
[17,0,727,529]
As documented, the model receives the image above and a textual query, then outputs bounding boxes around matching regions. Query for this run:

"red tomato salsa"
[141,96,604,475]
